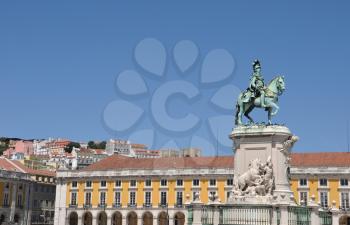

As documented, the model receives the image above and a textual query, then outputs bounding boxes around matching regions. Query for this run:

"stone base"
[230,124,298,205]
[228,195,274,205]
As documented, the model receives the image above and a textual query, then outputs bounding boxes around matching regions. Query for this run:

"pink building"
[14,140,34,156]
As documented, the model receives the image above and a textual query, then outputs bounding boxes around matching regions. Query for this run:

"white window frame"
[70,192,77,205]
[176,179,183,187]
[160,179,168,187]
[160,191,167,205]
[340,179,349,187]
[86,181,92,188]
[299,178,308,187]
[115,180,122,187]
[129,191,136,206]
[340,192,350,209]
[319,178,328,187]
[114,192,121,205]
[145,179,153,187]
[299,191,308,205]
[209,179,217,187]
[130,180,137,188]
[145,191,152,206]
[85,192,92,205]
[319,191,329,208]
[100,192,106,205]
[176,191,183,206]
[192,179,200,187]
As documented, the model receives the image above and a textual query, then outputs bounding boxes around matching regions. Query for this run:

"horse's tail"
[234,103,240,125]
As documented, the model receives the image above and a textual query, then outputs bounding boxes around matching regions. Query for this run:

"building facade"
[54,152,350,225]
[0,157,56,225]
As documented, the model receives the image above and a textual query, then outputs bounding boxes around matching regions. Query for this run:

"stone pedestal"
[229,125,298,204]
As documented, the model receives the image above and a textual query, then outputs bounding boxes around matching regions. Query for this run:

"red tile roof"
[82,155,234,171]
[291,152,350,167]
[0,157,55,176]
[81,152,350,172]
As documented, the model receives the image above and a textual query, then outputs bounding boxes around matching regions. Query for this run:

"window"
[299,179,307,186]
[176,192,183,206]
[100,180,106,187]
[33,200,38,208]
[100,192,106,205]
[145,180,152,187]
[72,181,77,188]
[320,179,328,186]
[209,179,216,186]
[17,194,23,206]
[341,179,349,186]
[341,192,350,209]
[3,193,9,206]
[209,191,216,201]
[115,180,121,187]
[71,192,77,205]
[130,180,136,187]
[193,179,200,187]
[299,192,308,205]
[145,192,151,206]
[160,192,167,206]
[227,179,234,186]
[176,179,183,187]
[85,192,92,205]
[320,192,328,208]
[160,179,167,187]
[129,192,136,206]
[114,192,121,205]
[86,181,92,188]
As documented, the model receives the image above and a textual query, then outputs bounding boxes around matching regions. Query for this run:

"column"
[10,181,18,222]
[278,205,289,225]
[107,215,112,225]
[212,205,220,225]
[24,182,34,225]
[190,203,203,225]
[122,216,126,225]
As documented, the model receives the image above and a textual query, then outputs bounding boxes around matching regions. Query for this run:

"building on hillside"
[55,152,350,225]
[0,157,56,225]
[72,148,108,170]
[106,140,148,157]
[47,140,70,156]
[159,148,201,158]
[133,149,161,158]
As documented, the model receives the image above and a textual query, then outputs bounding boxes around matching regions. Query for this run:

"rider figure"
[249,60,266,107]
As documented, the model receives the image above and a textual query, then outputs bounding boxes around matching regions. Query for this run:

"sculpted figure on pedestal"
[233,157,274,197]
[235,60,286,125]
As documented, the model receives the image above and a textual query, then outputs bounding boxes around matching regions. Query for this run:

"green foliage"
[87,141,106,149]
[0,137,10,155]
[64,142,81,153]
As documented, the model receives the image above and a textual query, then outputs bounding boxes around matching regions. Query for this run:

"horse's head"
[268,76,285,96]
[276,76,285,95]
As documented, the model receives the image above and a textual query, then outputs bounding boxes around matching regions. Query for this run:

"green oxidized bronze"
[235,60,285,125]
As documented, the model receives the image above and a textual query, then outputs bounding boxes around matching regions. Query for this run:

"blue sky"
[1,1,350,155]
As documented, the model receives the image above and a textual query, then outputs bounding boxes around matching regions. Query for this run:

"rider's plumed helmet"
[252,59,261,72]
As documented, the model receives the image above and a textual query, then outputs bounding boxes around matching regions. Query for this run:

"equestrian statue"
[235,60,285,125]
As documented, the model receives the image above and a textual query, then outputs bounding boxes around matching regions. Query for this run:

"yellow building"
[55,152,350,225]
[0,157,56,225]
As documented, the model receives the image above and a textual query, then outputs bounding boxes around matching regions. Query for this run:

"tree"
[64,142,81,153]
[87,141,106,149]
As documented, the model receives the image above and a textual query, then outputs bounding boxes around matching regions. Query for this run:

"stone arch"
[0,214,6,225]
[173,212,185,225]
[158,212,168,225]
[339,215,350,225]
[97,212,107,225]
[82,212,93,225]
[112,212,122,225]
[142,212,153,225]
[127,211,137,225]
[69,212,78,225]
[14,214,20,223]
